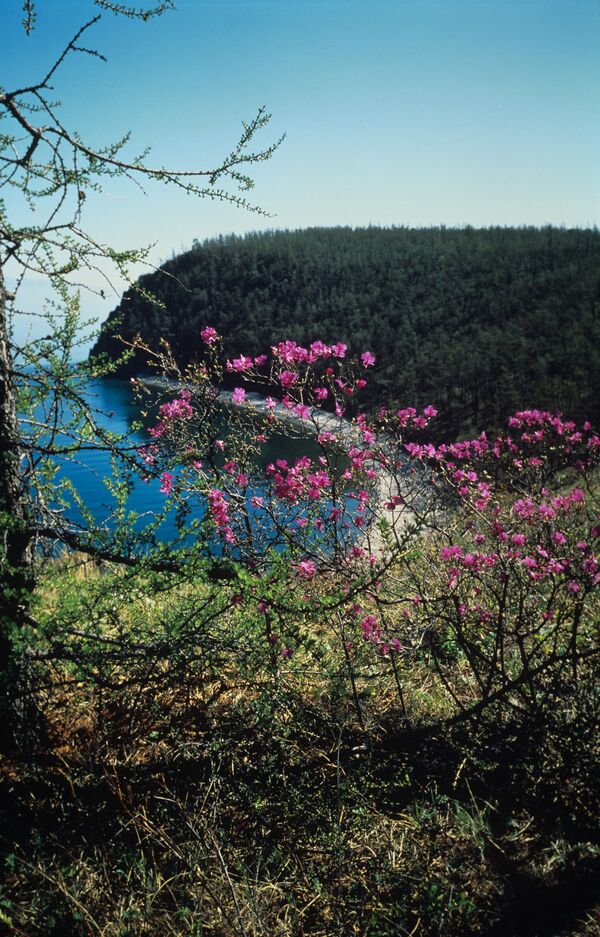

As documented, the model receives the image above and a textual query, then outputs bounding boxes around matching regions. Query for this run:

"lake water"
[47,378,351,550]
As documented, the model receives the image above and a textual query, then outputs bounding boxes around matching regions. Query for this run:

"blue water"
[46,378,351,552]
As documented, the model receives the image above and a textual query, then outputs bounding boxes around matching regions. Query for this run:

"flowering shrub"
[129,330,599,723]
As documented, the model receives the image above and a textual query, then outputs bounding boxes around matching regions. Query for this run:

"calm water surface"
[50,378,347,547]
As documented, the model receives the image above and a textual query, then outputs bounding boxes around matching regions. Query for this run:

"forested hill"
[91,226,600,439]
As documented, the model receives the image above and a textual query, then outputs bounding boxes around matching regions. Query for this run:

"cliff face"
[90,225,600,439]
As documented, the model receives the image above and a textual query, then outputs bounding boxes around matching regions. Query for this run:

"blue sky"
[3,0,599,343]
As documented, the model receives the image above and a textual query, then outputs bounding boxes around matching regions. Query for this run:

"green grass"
[1,553,599,935]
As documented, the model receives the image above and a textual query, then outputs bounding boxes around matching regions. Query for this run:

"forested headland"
[92,225,600,438]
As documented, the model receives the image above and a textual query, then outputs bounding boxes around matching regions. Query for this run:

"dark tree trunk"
[0,266,40,753]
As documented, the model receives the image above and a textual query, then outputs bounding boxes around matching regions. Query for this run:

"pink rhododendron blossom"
[295,559,317,580]
[397,407,417,426]
[440,545,463,562]
[331,342,347,358]
[272,340,309,364]
[279,370,298,388]
[207,488,235,544]
[158,397,193,421]
[201,326,218,344]
[359,615,381,643]
[159,472,174,495]
[138,444,158,466]
[361,351,376,367]
[231,387,247,405]
[309,340,331,358]
[227,354,253,373]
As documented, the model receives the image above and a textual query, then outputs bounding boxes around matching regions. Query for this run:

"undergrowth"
[1,556,599,936]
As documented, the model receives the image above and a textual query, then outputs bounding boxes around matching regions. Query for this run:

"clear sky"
[3,0,599,344]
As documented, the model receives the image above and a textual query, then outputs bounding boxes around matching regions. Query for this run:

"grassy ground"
[1,556,599,936]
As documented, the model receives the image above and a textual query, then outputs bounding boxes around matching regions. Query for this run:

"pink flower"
[227,354,253,373]
[231,387,246,405]
[361,351,376,367]
[279,370,298,388]
[294,403,311,420]
[208,488,235,543]
[273,340,308,364]
[309,340,331,358]
[359,615,380,642]
[254,354,268,366]
[159,472,174,495]
[440,545,463,562]
[201,326,218,344]
[295,559,317,579]
[159,397,193,421]
[331,343,347,358]
[138,444,158,466]
[314,387,328,401]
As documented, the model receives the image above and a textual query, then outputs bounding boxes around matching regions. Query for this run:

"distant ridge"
[91,226,600,439]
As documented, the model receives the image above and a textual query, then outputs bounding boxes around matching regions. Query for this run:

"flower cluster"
[207,488,235,544]
[142,331,598,711]
[149,390,194,439]
[266,456,332,503]
[351,607,403,655]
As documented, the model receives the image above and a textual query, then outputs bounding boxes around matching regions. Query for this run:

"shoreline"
[139,376,411,554]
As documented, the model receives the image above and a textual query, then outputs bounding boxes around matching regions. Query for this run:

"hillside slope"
[91,226,600,438]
